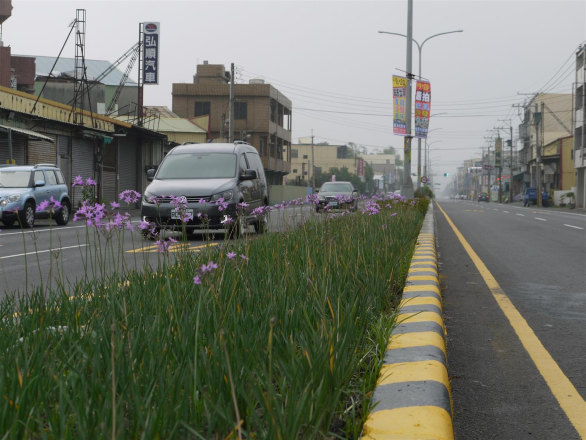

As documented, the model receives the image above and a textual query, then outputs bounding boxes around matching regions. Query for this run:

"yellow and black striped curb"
[363,202,453,440]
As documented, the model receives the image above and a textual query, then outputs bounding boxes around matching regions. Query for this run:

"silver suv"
[0,164,71,228]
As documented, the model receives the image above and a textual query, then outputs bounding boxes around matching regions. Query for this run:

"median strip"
[363,204,454,440]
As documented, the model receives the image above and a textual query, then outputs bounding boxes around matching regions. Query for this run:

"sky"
[4,0,585,190]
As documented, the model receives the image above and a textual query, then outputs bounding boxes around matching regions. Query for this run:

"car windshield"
[0,171,31,188]
[321,183,353,192]
[156,153,237,179]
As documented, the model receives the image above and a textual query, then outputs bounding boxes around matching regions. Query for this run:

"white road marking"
[535,218,547,221]
[494,209,498,211]
[0,220,142,237]
[564,224,584,230]
[503,211,509,213]
[517,214,525,217]
[0,244,88,260]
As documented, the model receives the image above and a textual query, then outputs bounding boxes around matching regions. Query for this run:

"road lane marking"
[535,218,547,221]
[436,202,586,438]
[126,242,219,253]
[0,220,142,237]
[0,244,88,260]
[564,224,584,230]
[503,211,509,213]
[517,214,524,216]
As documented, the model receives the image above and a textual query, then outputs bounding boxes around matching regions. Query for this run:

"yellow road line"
[436,202,586,438]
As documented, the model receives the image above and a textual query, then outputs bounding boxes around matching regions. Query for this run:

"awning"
[0,124,55,143]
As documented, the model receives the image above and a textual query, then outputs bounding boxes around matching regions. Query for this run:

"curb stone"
[362,201,453,440]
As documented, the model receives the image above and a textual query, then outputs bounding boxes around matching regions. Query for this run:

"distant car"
[315,181,358,212]
[0,164,71,228]
[523,188,550,207]
[478,193,489,202]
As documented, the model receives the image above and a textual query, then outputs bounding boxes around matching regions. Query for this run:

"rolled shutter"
[0,132,27,165]
[118,137,138,196]
[28,134,57,165]
[71,138,95,207]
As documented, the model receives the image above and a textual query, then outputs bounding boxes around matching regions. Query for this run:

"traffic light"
[444,173,449,177]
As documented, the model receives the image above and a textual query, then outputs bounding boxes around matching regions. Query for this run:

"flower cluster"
[72,176,97,187]
[215,198,228,212]
[155,237,177,253]
[73,175,97,204]
[169,195,193,223]
[193,260,219,285]
[73,200,107,226]
[36,196,62,214]
[362,200,381,216]
[119,190,141,205]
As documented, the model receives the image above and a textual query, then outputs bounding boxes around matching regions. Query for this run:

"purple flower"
[119,190,141,204]
[221,216,234,225]
[110,201,120,209]
[240,254,248,261]
[138,220,150,230]
[193,276,202,285]
[391,212,397,217]
[382,224,386,230]
[237,202,249,210]
[215,198,228,212]
[85,178,97,187]
[227,252,236,260]
[72,175,84,186]
[198,198,206,204]
[36,200,50,212]
[155,239,174,253]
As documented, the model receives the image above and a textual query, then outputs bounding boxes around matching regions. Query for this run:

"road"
[436,199,586,439]
[0,205,314,298]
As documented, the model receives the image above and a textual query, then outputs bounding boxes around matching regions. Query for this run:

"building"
[31,55,138,116]
[287,140,357,185]
[172,62,292,185]
[0,85,166,206]
[515,93,573,197]
[0,0,36,94]
[574,44,586,209]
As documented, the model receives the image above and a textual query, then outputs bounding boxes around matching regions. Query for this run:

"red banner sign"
[415,81,431,138]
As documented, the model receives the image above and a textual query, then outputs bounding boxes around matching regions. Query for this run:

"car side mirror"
[146,169,155,182]
[34,180,46,187]
[240,169,257,181]
[352,190,358,195]
[314,189,319,193]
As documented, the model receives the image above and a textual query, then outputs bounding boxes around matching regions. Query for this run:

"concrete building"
[172,62,292,185]
[574,44,586,209]
[287,141,357,185]
[0,85,166,206]
[516,93,573,196]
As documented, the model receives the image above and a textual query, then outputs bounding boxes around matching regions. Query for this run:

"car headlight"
[211,190,234,203]
[6,194,21,203]
[143,191,156,204]
[318,196,326,201]
[0,200,6,206]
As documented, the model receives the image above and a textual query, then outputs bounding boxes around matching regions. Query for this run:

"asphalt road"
[436,199,586,439]
[0,205,315,298]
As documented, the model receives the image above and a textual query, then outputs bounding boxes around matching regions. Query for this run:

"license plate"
[171,209,194,220]
[329,201,338,207]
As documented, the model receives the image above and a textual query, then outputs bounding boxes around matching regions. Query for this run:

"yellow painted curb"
[388,332,446,356]
[378,360,448,386]
[362,406,454,440]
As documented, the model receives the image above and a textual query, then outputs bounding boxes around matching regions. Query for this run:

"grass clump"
[0,197,424,439]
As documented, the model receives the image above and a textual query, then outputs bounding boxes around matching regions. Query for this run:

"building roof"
[144,106,179,118]
[27,55,137,86]
[157,118,206,134]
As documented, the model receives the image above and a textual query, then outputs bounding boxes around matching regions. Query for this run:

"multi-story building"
[287,140,357,184]
[172,62,292,185]
[0,0,36,94]
[574,44,586,209]
[516,93,573,196]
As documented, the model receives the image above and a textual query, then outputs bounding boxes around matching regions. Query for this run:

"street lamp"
[425,139,443,181]
[378,30,462,189]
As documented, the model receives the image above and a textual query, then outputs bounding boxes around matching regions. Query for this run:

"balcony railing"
[261,155,291,174]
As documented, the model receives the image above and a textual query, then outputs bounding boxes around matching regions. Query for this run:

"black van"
[141,141,268,237]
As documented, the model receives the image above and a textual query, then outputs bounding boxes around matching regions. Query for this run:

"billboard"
[414,81,431,138]
[495,137,502,167]
[357,158,364,177]
[143,22,160,85]
[392,76,407,136]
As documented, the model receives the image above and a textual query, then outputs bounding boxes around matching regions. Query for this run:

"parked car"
[478,193,489,202]
[141,141,268,238]
[315,181,359,212]
[0,164,71,228]
[523,188,550,207]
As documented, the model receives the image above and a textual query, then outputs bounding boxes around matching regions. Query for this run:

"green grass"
[0,198,425,439]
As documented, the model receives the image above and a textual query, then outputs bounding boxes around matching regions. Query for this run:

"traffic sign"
[421,176,428,184]
[483,164,494,171]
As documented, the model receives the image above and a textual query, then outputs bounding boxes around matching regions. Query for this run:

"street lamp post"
[378,29,462,189]
[426,140,443,186]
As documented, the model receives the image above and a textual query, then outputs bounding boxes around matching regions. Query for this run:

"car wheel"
[1,219,15,227]
[55,200,71,226]
[19,202,35,228]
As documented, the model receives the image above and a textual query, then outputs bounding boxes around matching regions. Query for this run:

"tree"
[315,142,329,146]
[378,146,395,155]
[395,154,403,167]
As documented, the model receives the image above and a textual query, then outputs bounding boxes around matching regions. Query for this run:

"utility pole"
[311,129,316,189]
[228,63,235,143]
[533,103,542,207]
[509,126,513,203]
[401,0,415,199]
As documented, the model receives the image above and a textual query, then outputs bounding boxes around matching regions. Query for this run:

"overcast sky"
[5,0,585,189]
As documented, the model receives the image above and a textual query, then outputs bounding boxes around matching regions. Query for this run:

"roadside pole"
[311,129,316,189]
[229,63,235,143]
[535,103,542,207]
[401,0,415,199]
[509,126,513,203]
